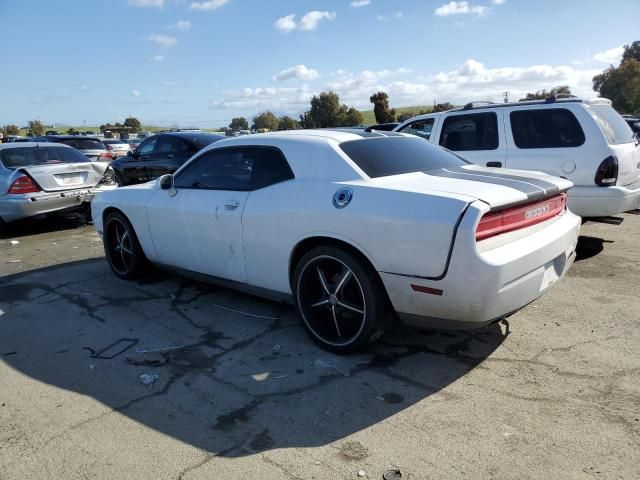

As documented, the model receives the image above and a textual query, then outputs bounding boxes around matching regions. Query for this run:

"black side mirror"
[159,174,174,190]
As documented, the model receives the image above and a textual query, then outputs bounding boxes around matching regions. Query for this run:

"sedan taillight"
[8,175,41,194]
[99,152,114,160]
[476,193,567,241]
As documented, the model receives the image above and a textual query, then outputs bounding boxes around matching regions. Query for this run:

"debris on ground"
[126,352,168,367]
[84,338,139,359]
[89,364,96,370]
[357,469,367,477]
[313,357,350,377]
[10,240,19,245]
[383,469,402,479]
[139,373,159,387]
[135,345,188,354]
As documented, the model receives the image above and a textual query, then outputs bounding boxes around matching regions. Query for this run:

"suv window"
[339,137,468,179]
[439,112,499,151]
[398,118,435,140]
[154,135,192,155]
[510,108,585,149]
[588,104,636,145]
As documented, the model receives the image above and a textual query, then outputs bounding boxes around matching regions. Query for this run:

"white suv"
[393,98,640,218]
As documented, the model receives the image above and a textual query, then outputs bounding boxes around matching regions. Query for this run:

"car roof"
[46,135,103,141]
[250,128,405,142]
[0,142,73,150]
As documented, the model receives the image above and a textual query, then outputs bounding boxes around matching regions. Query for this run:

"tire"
[103,211,147,279]
[293,245,392,354]
[0,217,7,234]
[114,170,125,187]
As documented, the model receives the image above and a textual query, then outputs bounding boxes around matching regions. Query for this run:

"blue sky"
[0,0,638,127]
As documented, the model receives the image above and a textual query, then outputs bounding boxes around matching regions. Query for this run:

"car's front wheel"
[103,211,146,279]
[293,245,391,354]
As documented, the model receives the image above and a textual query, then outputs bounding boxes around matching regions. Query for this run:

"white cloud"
[148,34,177,47]
[350,0,370,7]
[275,11,336,32]
[189,0,228,11]
[492,0,506,4]
[128,0,163,7]
[273,65,319,82]
[274,14,297,33]
[211,85,315,113]
[299,11,336,31]
[131,90,141,97]
[377,11,403,21]
[593,46,624,64]
[175,20,191,31]
[153,55,165,62]
[434,1,488,17]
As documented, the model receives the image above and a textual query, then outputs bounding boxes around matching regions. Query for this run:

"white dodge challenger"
[92,130,580,353]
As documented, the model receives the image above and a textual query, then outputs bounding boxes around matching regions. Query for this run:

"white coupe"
[92,130,581,353]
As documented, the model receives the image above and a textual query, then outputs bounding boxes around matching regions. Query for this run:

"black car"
[39,135,112,161]
[110,132,225,186]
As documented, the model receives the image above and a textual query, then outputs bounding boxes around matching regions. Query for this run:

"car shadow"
[0,211,90,240]
[0,259,507,457]
[575,235,614,262]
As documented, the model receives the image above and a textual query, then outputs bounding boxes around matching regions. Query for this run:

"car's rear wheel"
[293,246,391,353]
[103,211,146,279]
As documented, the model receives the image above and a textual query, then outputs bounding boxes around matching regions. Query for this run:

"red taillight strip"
[411,284,444,296]
[476,193,566,241]
[8,175,40,194]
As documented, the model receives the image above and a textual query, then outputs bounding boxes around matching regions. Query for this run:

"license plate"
[57,175,84,185]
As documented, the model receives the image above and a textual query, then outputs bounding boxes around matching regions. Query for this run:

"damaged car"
[0,142,117,229]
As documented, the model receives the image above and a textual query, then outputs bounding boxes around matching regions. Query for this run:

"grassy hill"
[359,105,432,125]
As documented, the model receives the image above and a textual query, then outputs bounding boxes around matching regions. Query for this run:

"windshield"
[588,105,636,145]
[0,146,89,169]
[56,138,105,150]
[339,136,469,178]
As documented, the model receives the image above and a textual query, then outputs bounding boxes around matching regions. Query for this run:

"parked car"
[102,139,131,158]
[92,130,579,352]
[0,143,116,229]
[393,98,640,218]
[45,130,62,136]
[41,135,113,162]
[110,131,224,186]
[365,122,400,132]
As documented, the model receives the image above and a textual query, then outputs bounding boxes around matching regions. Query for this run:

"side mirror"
[159,174,173,190]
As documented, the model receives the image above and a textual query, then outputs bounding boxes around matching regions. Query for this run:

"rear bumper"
[380,208,580,330]
[0,186,116,223]
[568,183,640,217]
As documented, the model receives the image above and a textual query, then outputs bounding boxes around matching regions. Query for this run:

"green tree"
[277,115,300,130]
[123,116,142,133]
[369,91,396,123]
[299,91,363,128]
[67,127,77,135]
[519,85,572,101]
[622,40,640,63]
[252,111,279,131]
[432,102,455,112]
[397,109,431,122]
[28,120,44,136]
[593,60,640,114]
[2,124,20,135]
[100,123,115,132]
[229,117,248,131]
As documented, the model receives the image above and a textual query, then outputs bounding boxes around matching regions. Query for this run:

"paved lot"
[1,213,639,479]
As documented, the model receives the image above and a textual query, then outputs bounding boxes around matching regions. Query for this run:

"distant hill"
[359,105,432,125]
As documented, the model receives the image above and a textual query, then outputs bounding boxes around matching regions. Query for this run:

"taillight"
[594,155,618,186]
[8,175,41,194]
[476,193,567,241]
[99,152,114,160]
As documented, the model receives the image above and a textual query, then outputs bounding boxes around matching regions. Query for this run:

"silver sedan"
[0,143,117,229]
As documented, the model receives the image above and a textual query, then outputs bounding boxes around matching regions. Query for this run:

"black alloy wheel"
[103,211,146,279]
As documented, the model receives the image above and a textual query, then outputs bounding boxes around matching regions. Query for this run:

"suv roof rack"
[463,100,499,110]
[447,97,585,113]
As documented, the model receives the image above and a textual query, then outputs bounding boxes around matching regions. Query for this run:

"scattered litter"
[52,242,57,245]
[135,345,188,354]
[139,373,159,387]
[313,357,350,377]
[83,338,139,359]
[252,372,270,381]
[7,260,21,263]
[357,469,367,478]
[2,351,17,357]
[314,460,321,466]
[383,469,402,480]
[126,352,168,367]
[273,344,281,352]
[10,240,19,245]
[89,364,96,370]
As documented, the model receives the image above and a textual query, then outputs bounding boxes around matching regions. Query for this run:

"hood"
[369,164,572,210]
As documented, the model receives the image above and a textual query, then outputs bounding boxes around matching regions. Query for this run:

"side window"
[439,112,498,151]
[510,108,585,148]
[251,148,294,190]
[174,149,253,191]
[398,119,435,140]
[137,137,158,156]
[154,136,191,155]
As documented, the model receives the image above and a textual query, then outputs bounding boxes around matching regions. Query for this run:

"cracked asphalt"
[0,212,639,479]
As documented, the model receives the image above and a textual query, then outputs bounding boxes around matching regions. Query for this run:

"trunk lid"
[370,164,573,210]
[79,148,108,162]
[18,162,108,192]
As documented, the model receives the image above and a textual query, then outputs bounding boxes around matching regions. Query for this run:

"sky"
[0,0,638,128]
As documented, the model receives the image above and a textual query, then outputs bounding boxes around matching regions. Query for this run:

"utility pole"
[503,91,510,103]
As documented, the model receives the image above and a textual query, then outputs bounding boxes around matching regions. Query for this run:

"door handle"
[224,200,240,209]
[486,161,502,168]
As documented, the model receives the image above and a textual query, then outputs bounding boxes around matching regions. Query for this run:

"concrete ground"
[0,212,639,480]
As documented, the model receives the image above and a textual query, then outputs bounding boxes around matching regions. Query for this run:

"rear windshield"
[0,146,89,169]
[339,136,469,178]
[589,105,636,145]
[56,138,105,150]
